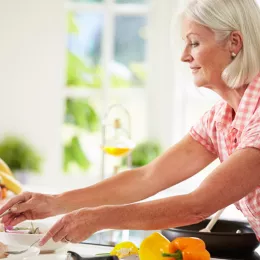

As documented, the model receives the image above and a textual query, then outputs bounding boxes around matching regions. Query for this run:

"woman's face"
[181,18,231,89]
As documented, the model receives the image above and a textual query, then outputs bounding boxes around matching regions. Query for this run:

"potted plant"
[0,135,43,183]
[122,140,162,167]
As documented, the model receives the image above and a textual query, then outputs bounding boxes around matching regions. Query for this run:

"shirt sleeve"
[189,106,218,155]
[237,109,260,150]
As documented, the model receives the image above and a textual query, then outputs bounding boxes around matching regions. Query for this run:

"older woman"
[1,0,260,245]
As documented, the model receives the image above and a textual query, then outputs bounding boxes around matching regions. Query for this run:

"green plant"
[63,99,100,173]
[65,99,100,131]
[122,140,162,167]
[63,135,91,173]
[65,12,102,173]
[67,12,79,34]
[0,136,42,173]
[66,51,102,88]
[67,12,102,88]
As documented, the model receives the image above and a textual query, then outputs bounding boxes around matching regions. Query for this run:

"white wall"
[146,0,177,150]
[0,0,65,185]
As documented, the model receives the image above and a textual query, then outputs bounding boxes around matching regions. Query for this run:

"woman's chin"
[193,80,205,88]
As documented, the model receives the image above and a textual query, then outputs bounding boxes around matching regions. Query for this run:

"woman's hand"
[0,192,60,226]
[39,208,101,245]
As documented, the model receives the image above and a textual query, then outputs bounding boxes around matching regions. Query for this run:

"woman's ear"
[229,31,243,57]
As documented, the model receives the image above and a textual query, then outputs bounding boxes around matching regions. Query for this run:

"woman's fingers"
[1,212,26,226]
[52,228,68,243]
[0,195,25,215]
[61,235,70,243]
[9,201,34,214]
[1,201,34,225]
[0,192,32,216]
[1,213,17,226]
[7,214,27,226]
[39,221,63,246]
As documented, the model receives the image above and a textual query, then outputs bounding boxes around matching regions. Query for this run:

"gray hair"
[183,0,260,88]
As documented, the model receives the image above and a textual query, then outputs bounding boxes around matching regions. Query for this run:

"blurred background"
[0,0,259,195]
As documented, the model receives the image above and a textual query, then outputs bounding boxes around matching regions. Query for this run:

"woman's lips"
[190,67,200,73]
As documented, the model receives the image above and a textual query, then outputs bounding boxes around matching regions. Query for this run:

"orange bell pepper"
[162,237,210,260]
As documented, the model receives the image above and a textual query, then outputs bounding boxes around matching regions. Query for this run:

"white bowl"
[0,221,66,253]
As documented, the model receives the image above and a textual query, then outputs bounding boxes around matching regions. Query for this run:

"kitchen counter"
[34,241,260,260]
[59,228,260,260]
[17,185,254,259]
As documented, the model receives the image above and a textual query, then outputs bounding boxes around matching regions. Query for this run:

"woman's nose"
[181,49,192,63]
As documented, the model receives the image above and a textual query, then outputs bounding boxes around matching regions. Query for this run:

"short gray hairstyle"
[183,0,260,88]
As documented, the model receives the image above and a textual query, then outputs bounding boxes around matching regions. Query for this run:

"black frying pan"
[161,219,259,259]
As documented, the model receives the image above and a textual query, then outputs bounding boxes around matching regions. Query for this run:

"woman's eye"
[190,42,199,47]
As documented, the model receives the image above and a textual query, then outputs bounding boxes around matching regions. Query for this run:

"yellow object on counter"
[110,241,139,259]
[0,158,13,177]
[162,237,210,260]
[139,232,171,260]
[0,171,22,194]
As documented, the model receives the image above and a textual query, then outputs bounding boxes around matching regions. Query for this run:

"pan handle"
[67,251,119,260]
[200,208,225,232]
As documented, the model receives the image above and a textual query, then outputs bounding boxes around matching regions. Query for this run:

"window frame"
[64,0,151,176]
[65,0,149,112]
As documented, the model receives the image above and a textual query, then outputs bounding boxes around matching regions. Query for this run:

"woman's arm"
[56,134,216,213]
[93,147,260,231]
[40,146,260,245]
[0,134,216,226]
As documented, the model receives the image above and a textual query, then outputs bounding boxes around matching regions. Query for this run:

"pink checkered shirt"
[190,73,260,239]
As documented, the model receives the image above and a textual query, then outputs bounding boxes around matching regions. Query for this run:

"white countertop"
[28,242,222,259]
[27,242,260,260]
[15,185,251,259]
[0,184,253,260]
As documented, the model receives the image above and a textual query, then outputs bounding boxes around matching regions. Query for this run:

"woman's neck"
[212,85,247,112]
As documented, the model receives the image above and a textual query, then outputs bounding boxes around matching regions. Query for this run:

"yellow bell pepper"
[110,241,139,259]
[139,232,171,260]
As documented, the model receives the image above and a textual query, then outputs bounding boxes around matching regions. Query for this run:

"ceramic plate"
[3,245,40,259]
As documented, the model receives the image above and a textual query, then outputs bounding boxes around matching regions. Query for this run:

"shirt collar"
[216,73,260,131]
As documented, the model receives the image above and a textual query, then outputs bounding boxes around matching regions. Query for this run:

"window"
[64,0,150,178]
[63,0,224,192]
